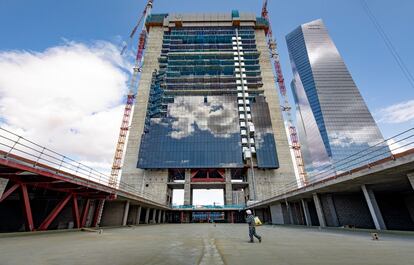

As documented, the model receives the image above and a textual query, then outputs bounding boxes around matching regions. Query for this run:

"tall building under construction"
[120,11,296,218]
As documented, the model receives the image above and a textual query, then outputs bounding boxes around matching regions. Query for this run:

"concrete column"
[285,199,294,224]
[361,184,386,230]
[325,194,339,227]
[225,169,233,206]
[0,178,8,198]
[184,169,191,205]
[145,208,150,224]
[408,173,414,190]
[152,209,157,223]
[270,203,284,224]
[247,168,256,201]
[162,211,166,223]
[122,201,130,226]
[158,210,162,224]
[301,199,311,226]
[313,193,326,227]
[136,206,142,225]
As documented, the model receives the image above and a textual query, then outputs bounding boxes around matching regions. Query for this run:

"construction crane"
[261,0,308,186]
[109,0,154,187]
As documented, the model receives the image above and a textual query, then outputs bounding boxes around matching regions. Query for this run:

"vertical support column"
[285,199,294,224]
[301,199,311,226]
[162,210,166,223]
[231,211,234,223]
[80,199,91,227]
[136,206,142,225]
[92,199,105,228]
[180,211,184,223]
[225,169,233,206]
[122,201,130,226]
[184,169,191,206]
[313,193,326,227]
[361,184,386,230]
[152,209,157,224]
[145,208,150,224]
[408,173,414,190]
[20,184,34,231]
[0,178,9,198]
[325,194,339,227]
[72,194,80,228]
[158,210,162,224]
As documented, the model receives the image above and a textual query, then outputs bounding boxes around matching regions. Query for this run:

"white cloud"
[0,41,131,175]
[376,100,414,124]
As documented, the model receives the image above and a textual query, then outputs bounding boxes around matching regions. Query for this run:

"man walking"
[245,209,262,243]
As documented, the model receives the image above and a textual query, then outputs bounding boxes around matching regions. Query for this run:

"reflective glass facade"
[137,24,279,169]
[286,19,390,174]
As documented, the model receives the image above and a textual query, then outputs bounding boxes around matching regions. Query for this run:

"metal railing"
[274,127,414,196]
[0,127,159,202]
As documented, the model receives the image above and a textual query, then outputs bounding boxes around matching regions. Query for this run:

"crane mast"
[109,0,154,187]
[261,0,308,186]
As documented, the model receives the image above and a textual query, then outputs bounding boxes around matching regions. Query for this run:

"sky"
[0,0,413,203]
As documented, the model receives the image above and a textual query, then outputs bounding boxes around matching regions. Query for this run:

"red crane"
[261,0,308,186]
[109,0,154,187]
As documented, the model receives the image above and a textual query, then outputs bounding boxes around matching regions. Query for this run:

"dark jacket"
[246,214,255,227]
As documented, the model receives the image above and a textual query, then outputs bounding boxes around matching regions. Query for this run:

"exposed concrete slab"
[1,224,414,265]
[362,184,387,230]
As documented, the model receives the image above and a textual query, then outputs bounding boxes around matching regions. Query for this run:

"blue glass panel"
[251,96,279,168]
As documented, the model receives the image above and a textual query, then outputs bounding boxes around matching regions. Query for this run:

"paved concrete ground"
[1,224,414,265]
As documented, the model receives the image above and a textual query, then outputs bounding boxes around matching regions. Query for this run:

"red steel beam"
[72,194,80,228]
[38,193,72,230]
[0,183,20,203]
[20,184,34,231]
[81,199,91,227]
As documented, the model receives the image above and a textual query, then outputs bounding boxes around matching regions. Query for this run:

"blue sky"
[1,0,413,139]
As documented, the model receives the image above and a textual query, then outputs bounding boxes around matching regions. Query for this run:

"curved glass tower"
[286,19,390,176]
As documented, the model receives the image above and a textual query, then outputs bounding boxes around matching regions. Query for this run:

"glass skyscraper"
[286,19,390,176]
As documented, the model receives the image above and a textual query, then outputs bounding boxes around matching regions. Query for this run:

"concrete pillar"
[184,169,191,205]
[313,193,326,227]
[145,208,150,224]
[270,203,284,224]
[247,168,256,201]
[158,210,162,224]
[162,211,166,223]
[225,169,233,206]
[325,194,339,227]
[301,199,311,226]
[285,199,294,224]
[136,206,142,225]
[361,184,386,230]
[408,173,414,190]
[152,209,157,223]
[122,201,130,226]
[0,178,8,198]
